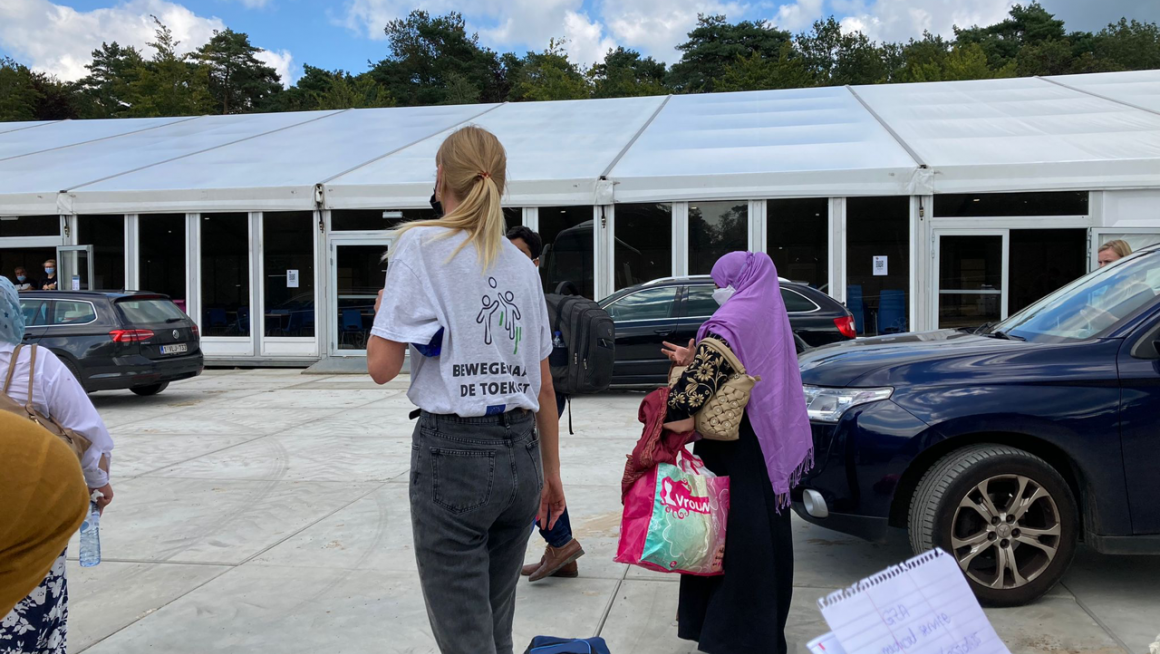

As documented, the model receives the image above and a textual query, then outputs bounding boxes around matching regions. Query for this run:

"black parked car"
[599,276,855,386]
[794,246,1160,606]
[18,291,203,395]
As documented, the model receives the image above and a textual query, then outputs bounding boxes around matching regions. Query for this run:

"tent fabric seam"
[845,85,927,168]
[600,95,672,179]
[317,102,507,186]
[66,109,350,193]
[1037,76,1160,118]
[0,115,200,164]
[0,120,62,136]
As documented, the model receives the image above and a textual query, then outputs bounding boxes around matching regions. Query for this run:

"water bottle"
[79,492,102,568]
[552,330,566,350]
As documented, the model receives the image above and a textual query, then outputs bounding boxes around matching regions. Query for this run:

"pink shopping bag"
[616,449,729,576]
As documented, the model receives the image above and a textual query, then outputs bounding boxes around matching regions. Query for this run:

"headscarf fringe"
[775,448,815,513]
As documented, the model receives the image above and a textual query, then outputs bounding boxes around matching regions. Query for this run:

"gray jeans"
[410,410,543,654]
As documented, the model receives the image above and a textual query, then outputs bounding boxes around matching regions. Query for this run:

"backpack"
[544,282,615,396]
[524,636,612,653]
[1,344,91,462]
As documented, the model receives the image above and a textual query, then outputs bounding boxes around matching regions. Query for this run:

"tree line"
[2,2,1159,121]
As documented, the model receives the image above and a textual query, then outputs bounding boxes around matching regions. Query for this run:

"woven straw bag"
[668,337,759,441]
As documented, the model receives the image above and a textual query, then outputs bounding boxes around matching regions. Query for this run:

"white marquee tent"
[2,70,1160,218]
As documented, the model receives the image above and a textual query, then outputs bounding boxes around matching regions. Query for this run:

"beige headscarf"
[0,411,88,615]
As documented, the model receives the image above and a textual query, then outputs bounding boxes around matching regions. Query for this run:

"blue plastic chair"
[207,308,228,333]
[341,308,364,347]
[846,284,865,335]
[878,290,908,334]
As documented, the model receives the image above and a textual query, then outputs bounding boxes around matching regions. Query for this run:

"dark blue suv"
[795,246,1160,607]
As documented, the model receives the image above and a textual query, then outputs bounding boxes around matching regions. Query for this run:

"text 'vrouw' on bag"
[616,448,729,576]
[667,336,759,441]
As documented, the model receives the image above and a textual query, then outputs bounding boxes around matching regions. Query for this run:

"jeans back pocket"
[431,448,496,515]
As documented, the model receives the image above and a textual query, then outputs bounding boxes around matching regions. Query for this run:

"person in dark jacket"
[508,225,586,582]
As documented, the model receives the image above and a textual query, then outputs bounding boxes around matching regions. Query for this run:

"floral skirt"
[0,551,68,654]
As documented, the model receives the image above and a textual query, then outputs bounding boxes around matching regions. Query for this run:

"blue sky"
[2,0,1157,86]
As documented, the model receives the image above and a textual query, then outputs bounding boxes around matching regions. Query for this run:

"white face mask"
[712,285,736,306]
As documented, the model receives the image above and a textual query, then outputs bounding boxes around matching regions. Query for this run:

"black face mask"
[429,189,443,218]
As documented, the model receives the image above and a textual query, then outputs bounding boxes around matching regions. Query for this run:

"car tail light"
[834,316,857,339]
[191,323,200,339]
[110,329,154,344]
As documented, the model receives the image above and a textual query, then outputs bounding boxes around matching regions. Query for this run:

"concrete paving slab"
[149,435,412,483]
[74,477,379,564]
[278,406,421,438]
[1063,546,1160,653]
[521,483,628,582]
[985,596,1126,654]
[111,407,347,435]
[68,561,230,651]
[208,388,395,410]
[80,564,617,654]
[559,438,636,487]
[106,433,267,478]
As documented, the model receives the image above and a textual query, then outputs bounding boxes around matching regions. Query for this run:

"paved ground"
[66,369,1158,654]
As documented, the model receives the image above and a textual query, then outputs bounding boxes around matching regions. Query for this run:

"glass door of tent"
[56,245,94,291]
[933,230,1009,330]
[329,236,393,356]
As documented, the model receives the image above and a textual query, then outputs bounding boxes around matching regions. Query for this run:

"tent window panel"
[615,203,672,291]
[263,212,315,338]
[200,213,250,337]
[77,214,125,291]
[504,207,522,228]
[847,196,910,336]
[934,192,1088,218]
[1009,229,1086,316]
[768,198,828,290]
[0,215,59,237]
[539,206,594,299]
[331,209,435,231]
[139,214,187,310]
[689,201,748,276]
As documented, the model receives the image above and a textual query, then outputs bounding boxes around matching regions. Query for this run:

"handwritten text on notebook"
[818,549,1010,654]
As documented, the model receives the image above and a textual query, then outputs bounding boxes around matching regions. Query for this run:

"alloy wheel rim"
[950,474,1061,590]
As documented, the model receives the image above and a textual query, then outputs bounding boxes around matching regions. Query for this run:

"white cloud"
[561,11,618,67]
[0,0,297,84]
[338,0,750,66]
[774,0,823,31]
[256,48,297,88]
[598,0,749,63]
[836,0,1017,43]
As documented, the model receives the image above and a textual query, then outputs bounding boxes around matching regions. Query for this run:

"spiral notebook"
[815,549,1010,654]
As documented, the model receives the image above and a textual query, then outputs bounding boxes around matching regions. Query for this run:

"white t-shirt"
[372,226,553,416]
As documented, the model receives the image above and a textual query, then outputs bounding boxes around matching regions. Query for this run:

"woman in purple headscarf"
[662,251,813,654]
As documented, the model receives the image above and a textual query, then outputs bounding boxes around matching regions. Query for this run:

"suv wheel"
[909,444,1078,607]
[131,382,169,397]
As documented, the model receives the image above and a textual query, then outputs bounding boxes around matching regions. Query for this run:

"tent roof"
[1,69,1159,215]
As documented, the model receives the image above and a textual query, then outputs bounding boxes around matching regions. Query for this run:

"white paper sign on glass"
[873,256,888,276]
[71,275,80,290]
[287,269,299,288]
[819,549,1010,654]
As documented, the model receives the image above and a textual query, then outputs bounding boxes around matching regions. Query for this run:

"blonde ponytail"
[399,126,508,269]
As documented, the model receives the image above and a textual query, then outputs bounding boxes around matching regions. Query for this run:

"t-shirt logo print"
[476,277,524,354]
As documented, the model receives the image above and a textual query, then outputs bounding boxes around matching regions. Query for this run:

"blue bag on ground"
[524,636,611,653]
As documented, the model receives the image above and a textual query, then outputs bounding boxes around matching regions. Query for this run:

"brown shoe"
[521,556,544,577]
[529,540,585,583]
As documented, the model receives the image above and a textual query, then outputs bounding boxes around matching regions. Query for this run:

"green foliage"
[192,28,282,114]
[796,17,887,86]
[589,47,667,98]
[3,4,1160,126]
[0,58,42,121]
[716,44,813,92]
[125,18,214,117]
[667,14,793,93]
[508,39,591,102]
[77,41,146,118]
[370,11,506,106]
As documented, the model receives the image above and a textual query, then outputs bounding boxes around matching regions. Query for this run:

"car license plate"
[161,343,188,355]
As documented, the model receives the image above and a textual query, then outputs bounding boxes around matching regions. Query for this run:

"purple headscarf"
[697,252,813,509]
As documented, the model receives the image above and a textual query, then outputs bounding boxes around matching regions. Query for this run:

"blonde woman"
[1098,240,1132,267]
[367,126,565,654]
